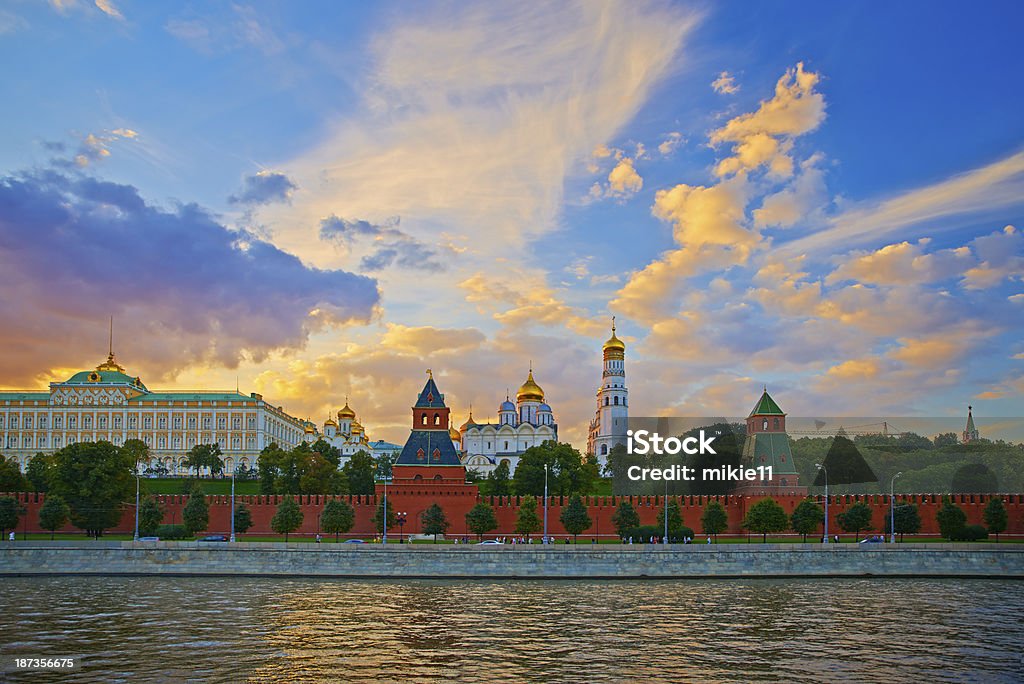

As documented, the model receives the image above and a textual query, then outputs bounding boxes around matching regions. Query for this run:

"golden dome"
[449,427,461,441]
[603,318,625,353]
[516,369,545,403]
[324,417,338,427]
[351,420,363,434]
[304,424,316,434]
[459,410,478,431]
[337,400,356,420]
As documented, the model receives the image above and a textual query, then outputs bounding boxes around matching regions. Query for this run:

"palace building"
[458,366,558,475]
[0,349,306,474]
[587,318,629,465]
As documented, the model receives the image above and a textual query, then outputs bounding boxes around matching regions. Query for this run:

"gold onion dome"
[324,417,338,427]
[337,401,356,420]
[304,423,316,434]
[459,411,478,431]
[516,369,545,403]
[449,427,461,441]
[603,318,625,353]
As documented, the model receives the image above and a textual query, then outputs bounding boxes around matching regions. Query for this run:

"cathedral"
[587,319,629,466]
[303,400,402,464]
[458,367,558,475]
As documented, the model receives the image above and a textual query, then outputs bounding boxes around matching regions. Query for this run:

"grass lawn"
[141,477,261,496]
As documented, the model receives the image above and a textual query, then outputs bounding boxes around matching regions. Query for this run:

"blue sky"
[1,1,1022,446]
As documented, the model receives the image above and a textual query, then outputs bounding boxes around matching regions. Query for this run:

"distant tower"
[588,317,628,466]
[738,387,805,494]
[962,405,980,443]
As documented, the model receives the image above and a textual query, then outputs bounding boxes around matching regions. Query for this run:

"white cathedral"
[457,367,558,475]
[587,319,628,467]
[303,400,403,464]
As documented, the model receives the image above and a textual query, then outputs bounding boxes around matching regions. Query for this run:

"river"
[1,577,1021,682]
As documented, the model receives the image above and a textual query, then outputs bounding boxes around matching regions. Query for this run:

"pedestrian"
[8,531,13,542]
[707,536,711,545]
[315,534,321,544]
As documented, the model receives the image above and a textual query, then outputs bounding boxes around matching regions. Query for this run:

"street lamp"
[890,472,903,544]
[230,466,236,543]
[133,473,140,542]
[663,477,669,544]
[382,476,388,544]
[397,512,407,543]
[815,463,828,544]
[543,462,549,544]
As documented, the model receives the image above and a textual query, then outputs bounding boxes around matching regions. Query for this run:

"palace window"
[157,417,165,429]
[53,437,62,448]
[188,417,197,429]
[247,418,255,429]
[9,417,17,428]
[143,436,151,446]
[23,436,31,447]
[173,418,182,429]
[0,416,4,428]
[127,417,136,428]
[233,418,241,429]
[172,437,181,448]
[24,416,32,428]
[98,416,106,428]
[203,418,211,429]
[54,416,62,428]
[158,437,167,449]
[113,417,122,429]
[68,437,76,445]
[232,438,241,450]
[218,418,226,429]
[83,416,92,429]
[187,437,196,448]
[68,416,77,429]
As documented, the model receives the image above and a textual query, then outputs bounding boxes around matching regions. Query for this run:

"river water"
[0,577,1021,683]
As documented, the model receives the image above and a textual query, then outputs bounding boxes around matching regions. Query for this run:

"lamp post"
[397,512,407,543]
[663,477,669,544]
[382,476,388,544]
[230,466,236,543]
[133,473,140,542]
[890,472,903,544]
[815,463,828,544]
[543,462,549,544]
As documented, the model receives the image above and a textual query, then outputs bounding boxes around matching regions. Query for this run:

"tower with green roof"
[738,387,805,494]
[962,405,980,443]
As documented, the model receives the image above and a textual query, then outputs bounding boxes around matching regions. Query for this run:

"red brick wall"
[5,490,1024,539]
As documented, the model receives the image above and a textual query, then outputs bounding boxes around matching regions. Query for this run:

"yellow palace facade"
[0,351,306,474]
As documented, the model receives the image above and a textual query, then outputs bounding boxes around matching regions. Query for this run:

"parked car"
[137,536,160,542]
[198,535,229,542]
[343,539,366,544]
[858,536,884,544]
[476,540,504,545]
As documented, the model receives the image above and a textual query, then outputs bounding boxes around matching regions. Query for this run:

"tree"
[933,432,959,448]
[271,496,304,541]
[258,443,287,494]
[372,497,397,535]
[233,503,253,536]
[656,499,684,540]
[0,456,26,492]
[121,438,150,471]
[321,499,356,542]
[837,501,874,542]
[884,504,922,542]
[514,495,541,540]
[790,499,825,542]
[421,503,451,543]
[742,498,789,543]
[182,484,210,536]
[184,444,224,479]
[137,497,164,537]
[37,495,70,539]
[936,497,967,540]
[560,495,592,543]
[26,453,52,492]
[604,443,630,480]
[611,500,640,540]
[983,497,1008,542]
[486,461,513,497]
[48,441,133,538]
[513,441,597,497]
[343,450,377,495]
[700,500,729,542]
[951,463,998,494]
[465,502,498,541]
[0,496,24,537]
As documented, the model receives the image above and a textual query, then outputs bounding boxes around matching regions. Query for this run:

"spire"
[108,316,113,357]
[96,316,125,373]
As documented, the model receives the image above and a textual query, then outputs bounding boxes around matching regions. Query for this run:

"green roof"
[0,392,50,402]
[63,370,147,389]
[748,389,784,417]
[128,392,256,403]
[966,407,976,432]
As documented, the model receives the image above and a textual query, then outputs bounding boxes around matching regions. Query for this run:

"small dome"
[337,401,356,419]
[459,411,478,431]
[538,403,552,412]
[449,427,461,441]
[516,369,545,403]
[500,400,516,412]
[324,417,338,427]
[603,319,625,353]
[351,420,363,433]
[304,424,316,434]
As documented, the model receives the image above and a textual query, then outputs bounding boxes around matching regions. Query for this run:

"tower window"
[421,414,427,426]
[600,444,608,455]
[433,413,440,426]
[432,448,441,461]
[773,418,780,430]
[604,397,609,406]
[417,448,425,460]
[614,396,619,405]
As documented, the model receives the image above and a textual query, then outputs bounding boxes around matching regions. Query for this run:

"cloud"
[711,62,825,178]
[826,239,972,286]
[711,71,739,95]
[49,129,138,168]
[0,169,379,384]
[94,0,123,21]
[228,170,298,206]
[785,151,1024,255]
[0,9,28,34]
[262,2,698,268]
[166,5,286,55]
[752,153,828,227]
[608,157,643,196]
[658,131,684,156]
[459,272,605,338]
[318,215,446,272]
[961,225,1023,290]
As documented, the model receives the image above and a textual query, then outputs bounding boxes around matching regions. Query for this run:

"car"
[858,536,884,544]
[198,535,229,542]
[137,536,160,542]
[343,539,366,544]
[476,540,504,545]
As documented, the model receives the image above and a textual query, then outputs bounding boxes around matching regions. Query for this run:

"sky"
[1,0,1023,448]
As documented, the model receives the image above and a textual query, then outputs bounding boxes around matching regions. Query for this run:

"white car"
[476,540,504,545]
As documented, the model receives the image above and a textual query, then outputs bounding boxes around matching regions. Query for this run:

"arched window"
[762,419,768,431]
[600,444,608,455]
[604,397,609,406]
[414,474,423,481]
[614,396,619,405]
[432,448,441,461]
[434,474,443,481]
[417,448,425,460]
[433,413,440,426]
[773,418,780,430]
[421,414,427,426]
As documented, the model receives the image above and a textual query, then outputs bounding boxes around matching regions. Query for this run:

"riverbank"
[1,542,1021,579]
